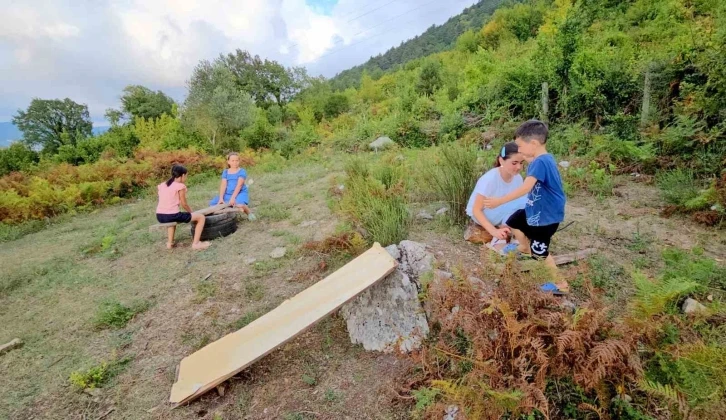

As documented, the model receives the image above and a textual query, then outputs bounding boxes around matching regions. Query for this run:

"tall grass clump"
[427,143,479,225]
[656,169,701,206]
[339,157,410,246]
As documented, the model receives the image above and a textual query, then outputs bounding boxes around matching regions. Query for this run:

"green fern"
[631,273,699,318]
[639,380,680,403]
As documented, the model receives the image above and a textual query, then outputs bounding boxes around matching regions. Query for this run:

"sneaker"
[247,213,257,222]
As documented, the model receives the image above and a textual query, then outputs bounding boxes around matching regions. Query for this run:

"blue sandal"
[540,282,568,296]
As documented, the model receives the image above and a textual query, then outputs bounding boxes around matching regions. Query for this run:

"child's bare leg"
[237,204,250,214]
[190,214,211,249]
[544,254,568,291]
[166,226,176,249]
[511,228,531,255]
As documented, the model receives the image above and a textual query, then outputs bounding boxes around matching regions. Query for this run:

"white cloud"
[0,0,476,121]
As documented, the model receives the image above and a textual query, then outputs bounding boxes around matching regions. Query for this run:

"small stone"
[247,178,254,185]
[444,405,460,420]
[707,294,713,302]
[231,283,242,292]
[270,247,287,259]
[416,211,434,220]
[244,257,257,265]
[84,388,102,397]
[435,270,453,280]
[487,330,499,341]
[299,220,318,228]
[194,311,202,318]
[369,136,395,151]
[436,207,448,216]
[229,307,240,314]
[485,143,493,150]
[560,299,577,314]
[216,385,225,397]
[682,298,707,314]
[558,160,570,169]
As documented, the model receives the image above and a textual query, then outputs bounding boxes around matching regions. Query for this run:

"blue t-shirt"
[525,154,565,226]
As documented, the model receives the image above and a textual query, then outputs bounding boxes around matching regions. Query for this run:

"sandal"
[540,282,569,296]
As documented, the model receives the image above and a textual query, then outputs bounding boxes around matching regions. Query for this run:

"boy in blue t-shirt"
[482,120,568,291]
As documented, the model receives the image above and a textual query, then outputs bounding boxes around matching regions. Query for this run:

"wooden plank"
[0,338,23,356]
[169,243,397,405]
[192,203,227,216]
[148,204,229,231]
[211,207,244,214]
[148,222,177,232]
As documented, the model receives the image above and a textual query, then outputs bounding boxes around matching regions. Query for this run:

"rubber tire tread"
[202,212,237,225]
[191,219,237,241]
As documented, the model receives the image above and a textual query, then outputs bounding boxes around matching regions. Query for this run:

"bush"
[94,300,150,329]
[427,143,479,225]
[340,159,410,246]
[243,111,279,150]
[0,143,39,176]
[392,117,430,148]
[656,169,700,206]
[69,357,132,390]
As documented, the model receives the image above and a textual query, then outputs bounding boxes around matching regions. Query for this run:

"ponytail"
[166,164,188,186]
[493,142,519,167]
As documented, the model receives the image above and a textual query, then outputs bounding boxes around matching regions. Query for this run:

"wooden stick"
[0,338,23,356]
[519,248,597,272]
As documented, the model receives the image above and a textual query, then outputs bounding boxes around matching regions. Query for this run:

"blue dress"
[209,168,249,206]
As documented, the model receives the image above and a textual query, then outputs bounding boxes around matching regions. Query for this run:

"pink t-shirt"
[156,181,187,214]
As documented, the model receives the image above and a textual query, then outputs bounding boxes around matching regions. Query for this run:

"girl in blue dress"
[210,152,257,221]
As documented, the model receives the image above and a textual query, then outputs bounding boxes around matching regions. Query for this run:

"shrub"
[69,357,132,390]
[0,143,39,176]
[656,169,701,206]
[427,143,479,225]
[340,159,410,246]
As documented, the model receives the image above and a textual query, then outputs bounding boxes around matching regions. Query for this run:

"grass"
[94,300,150,329]
[426,143,479,225]
[69,356,132,390]
[193,281,218,303]
[245,282,265,301]
[656,168,701,206]
[230,310,262,330]
[257,204,292,221]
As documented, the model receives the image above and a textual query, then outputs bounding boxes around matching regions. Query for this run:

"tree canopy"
[12,98,93,154]
[120,85,175,120]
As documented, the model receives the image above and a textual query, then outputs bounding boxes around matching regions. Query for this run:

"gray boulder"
[369,136,395,151]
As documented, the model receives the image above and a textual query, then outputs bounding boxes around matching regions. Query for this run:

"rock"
[558,160,570,169]
[560,299,577,314]
[369,136,395,151]
[337,184,345,191]
[443,405,460,420]
[485,143,493,150]
[481,130,497,143]
[244,257,257,265]
[385,244,401,261]
[464,221,493,244]
[416,211,434,220]
[682,298,707,314]
[398,240,433,284]
[270,247,287,259]
[342,240,432,353]
[707,294,713,302]
[84,388,103,397]
[435,270,453,280]
[436,207,448,216]
[341,270,429,353]
[299,220,318,228]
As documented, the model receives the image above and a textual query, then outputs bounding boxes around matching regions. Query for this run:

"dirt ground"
[1,157,724,420]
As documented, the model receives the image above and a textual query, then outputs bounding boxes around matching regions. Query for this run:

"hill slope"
[329,0,513,90]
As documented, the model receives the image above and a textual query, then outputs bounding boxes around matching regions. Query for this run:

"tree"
[12,98,92,154]
[104,108,124,127]
[0,142,39,176]
[218,49,309,108]
[416,60,443,96]
[183,61,255,153]
[120,85,175,120]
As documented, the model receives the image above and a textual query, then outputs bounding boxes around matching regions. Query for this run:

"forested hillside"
[329,0,512,90]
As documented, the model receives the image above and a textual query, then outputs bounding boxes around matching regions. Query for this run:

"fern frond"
[639,380,680,403]
[578,402,603,418]
[631,272,700,318]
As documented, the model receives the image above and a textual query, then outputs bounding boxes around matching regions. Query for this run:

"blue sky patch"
[306,0,338,15]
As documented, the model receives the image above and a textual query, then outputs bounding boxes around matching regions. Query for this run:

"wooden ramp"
[169,243,397,405]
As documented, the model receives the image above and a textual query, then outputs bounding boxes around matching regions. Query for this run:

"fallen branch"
[0,338,23,356]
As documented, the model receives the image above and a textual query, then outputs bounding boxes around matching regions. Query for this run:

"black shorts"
[506,209,559,258]
[156,212,192,224]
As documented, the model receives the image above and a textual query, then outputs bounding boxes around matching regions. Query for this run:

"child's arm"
[482,176,537,209]
[229,177,245,206]
[179,188,193,213]
[472,195,510,240]
[217,177,227,204]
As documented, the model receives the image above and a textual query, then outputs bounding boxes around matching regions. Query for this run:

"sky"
[0,0,478,124]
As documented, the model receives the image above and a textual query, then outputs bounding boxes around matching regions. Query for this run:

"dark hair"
[494,142,520,167]
[226,152,239,168]
[166,164,188,186]
[514,119,548,144]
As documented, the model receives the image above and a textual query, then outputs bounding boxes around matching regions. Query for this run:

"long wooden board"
[169,243,398,405]
[519,248,597,272]
[149,204,229,231]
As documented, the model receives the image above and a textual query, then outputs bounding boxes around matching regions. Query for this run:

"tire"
[203,212,237,226]
[191,217,238,241]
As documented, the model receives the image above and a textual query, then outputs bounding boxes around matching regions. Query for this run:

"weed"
[324,388,342,403]
[301,374,317,386]
[181,331,211,350]
[272,230,302,245]
[661,247,726,290]
[252,259,283,275]
[563,161,615,197]
[69,357,132,390]
[94,300,150,329]
[230,310,261,330]
[585,256,626,297]
[656,169,701,206]
[193,282,217,303]
[427,143,479,225]
[257,204,291,221]
[412,387,440,411]
[245,282,265,301]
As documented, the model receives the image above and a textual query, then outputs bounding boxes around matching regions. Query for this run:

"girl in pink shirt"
[156,165,211,250]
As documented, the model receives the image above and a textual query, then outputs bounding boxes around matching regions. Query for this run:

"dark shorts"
[506,209,559,258]
[156,212,192,224]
